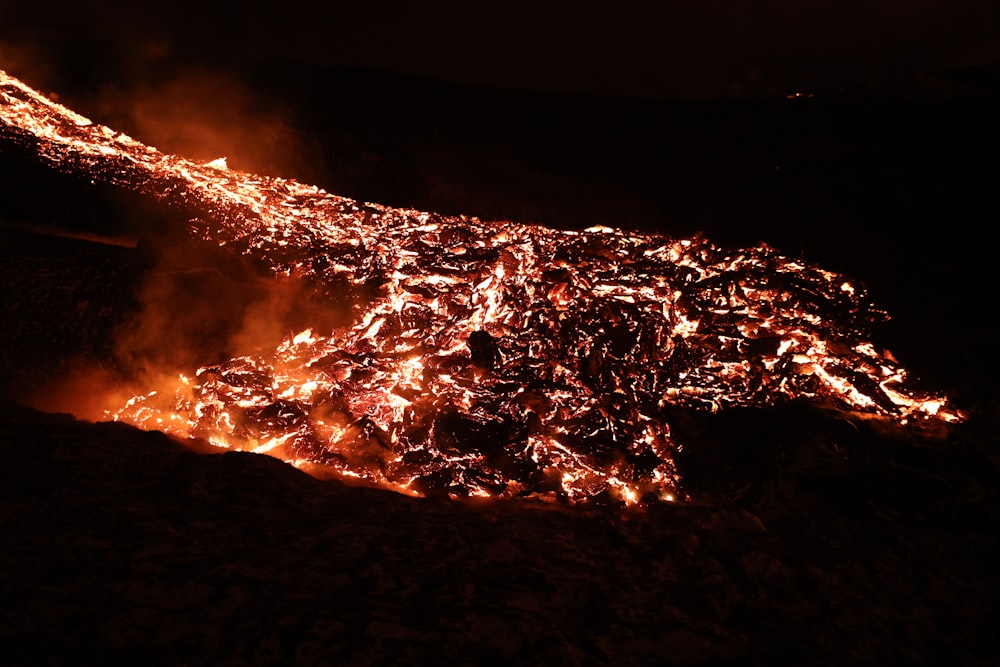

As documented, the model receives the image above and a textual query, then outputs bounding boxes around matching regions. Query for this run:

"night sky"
[2,0,999,99]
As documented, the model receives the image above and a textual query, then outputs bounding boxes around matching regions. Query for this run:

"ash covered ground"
[1,57,999,664]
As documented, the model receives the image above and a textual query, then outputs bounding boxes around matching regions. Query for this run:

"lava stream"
[0,68,962,504]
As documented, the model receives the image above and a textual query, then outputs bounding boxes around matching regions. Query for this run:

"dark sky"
[2,0,999,98]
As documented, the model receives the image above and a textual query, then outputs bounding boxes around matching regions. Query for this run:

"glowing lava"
[0,68,962,504]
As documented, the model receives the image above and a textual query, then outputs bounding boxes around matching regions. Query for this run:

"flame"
[0,68,963,505]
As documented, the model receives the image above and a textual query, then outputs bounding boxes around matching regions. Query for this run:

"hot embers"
[0,68,961,504]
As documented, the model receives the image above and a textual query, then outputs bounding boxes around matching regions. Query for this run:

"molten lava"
[0,68,961,504]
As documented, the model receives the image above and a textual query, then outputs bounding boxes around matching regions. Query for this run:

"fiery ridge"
[0,69,961,504]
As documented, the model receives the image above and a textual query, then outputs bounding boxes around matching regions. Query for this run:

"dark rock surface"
[1,399,998,666]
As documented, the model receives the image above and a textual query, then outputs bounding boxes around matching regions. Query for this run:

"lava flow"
[0,68,962,504]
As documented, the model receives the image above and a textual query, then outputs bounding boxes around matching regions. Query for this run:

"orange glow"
[0,68,964,505]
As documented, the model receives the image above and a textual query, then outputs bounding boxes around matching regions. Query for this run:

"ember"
[0,68,961,504]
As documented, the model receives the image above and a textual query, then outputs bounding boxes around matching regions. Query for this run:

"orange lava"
[1,68,962,504]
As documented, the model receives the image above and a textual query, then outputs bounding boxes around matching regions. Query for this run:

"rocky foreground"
[1,390,998,665]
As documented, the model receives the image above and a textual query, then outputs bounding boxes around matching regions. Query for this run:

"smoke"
[21,231,356,422]
[85,67,316,179]
[1,46,343,422]
[0,40,57,95]
[111,236,354,381]
[2,30,322,180]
